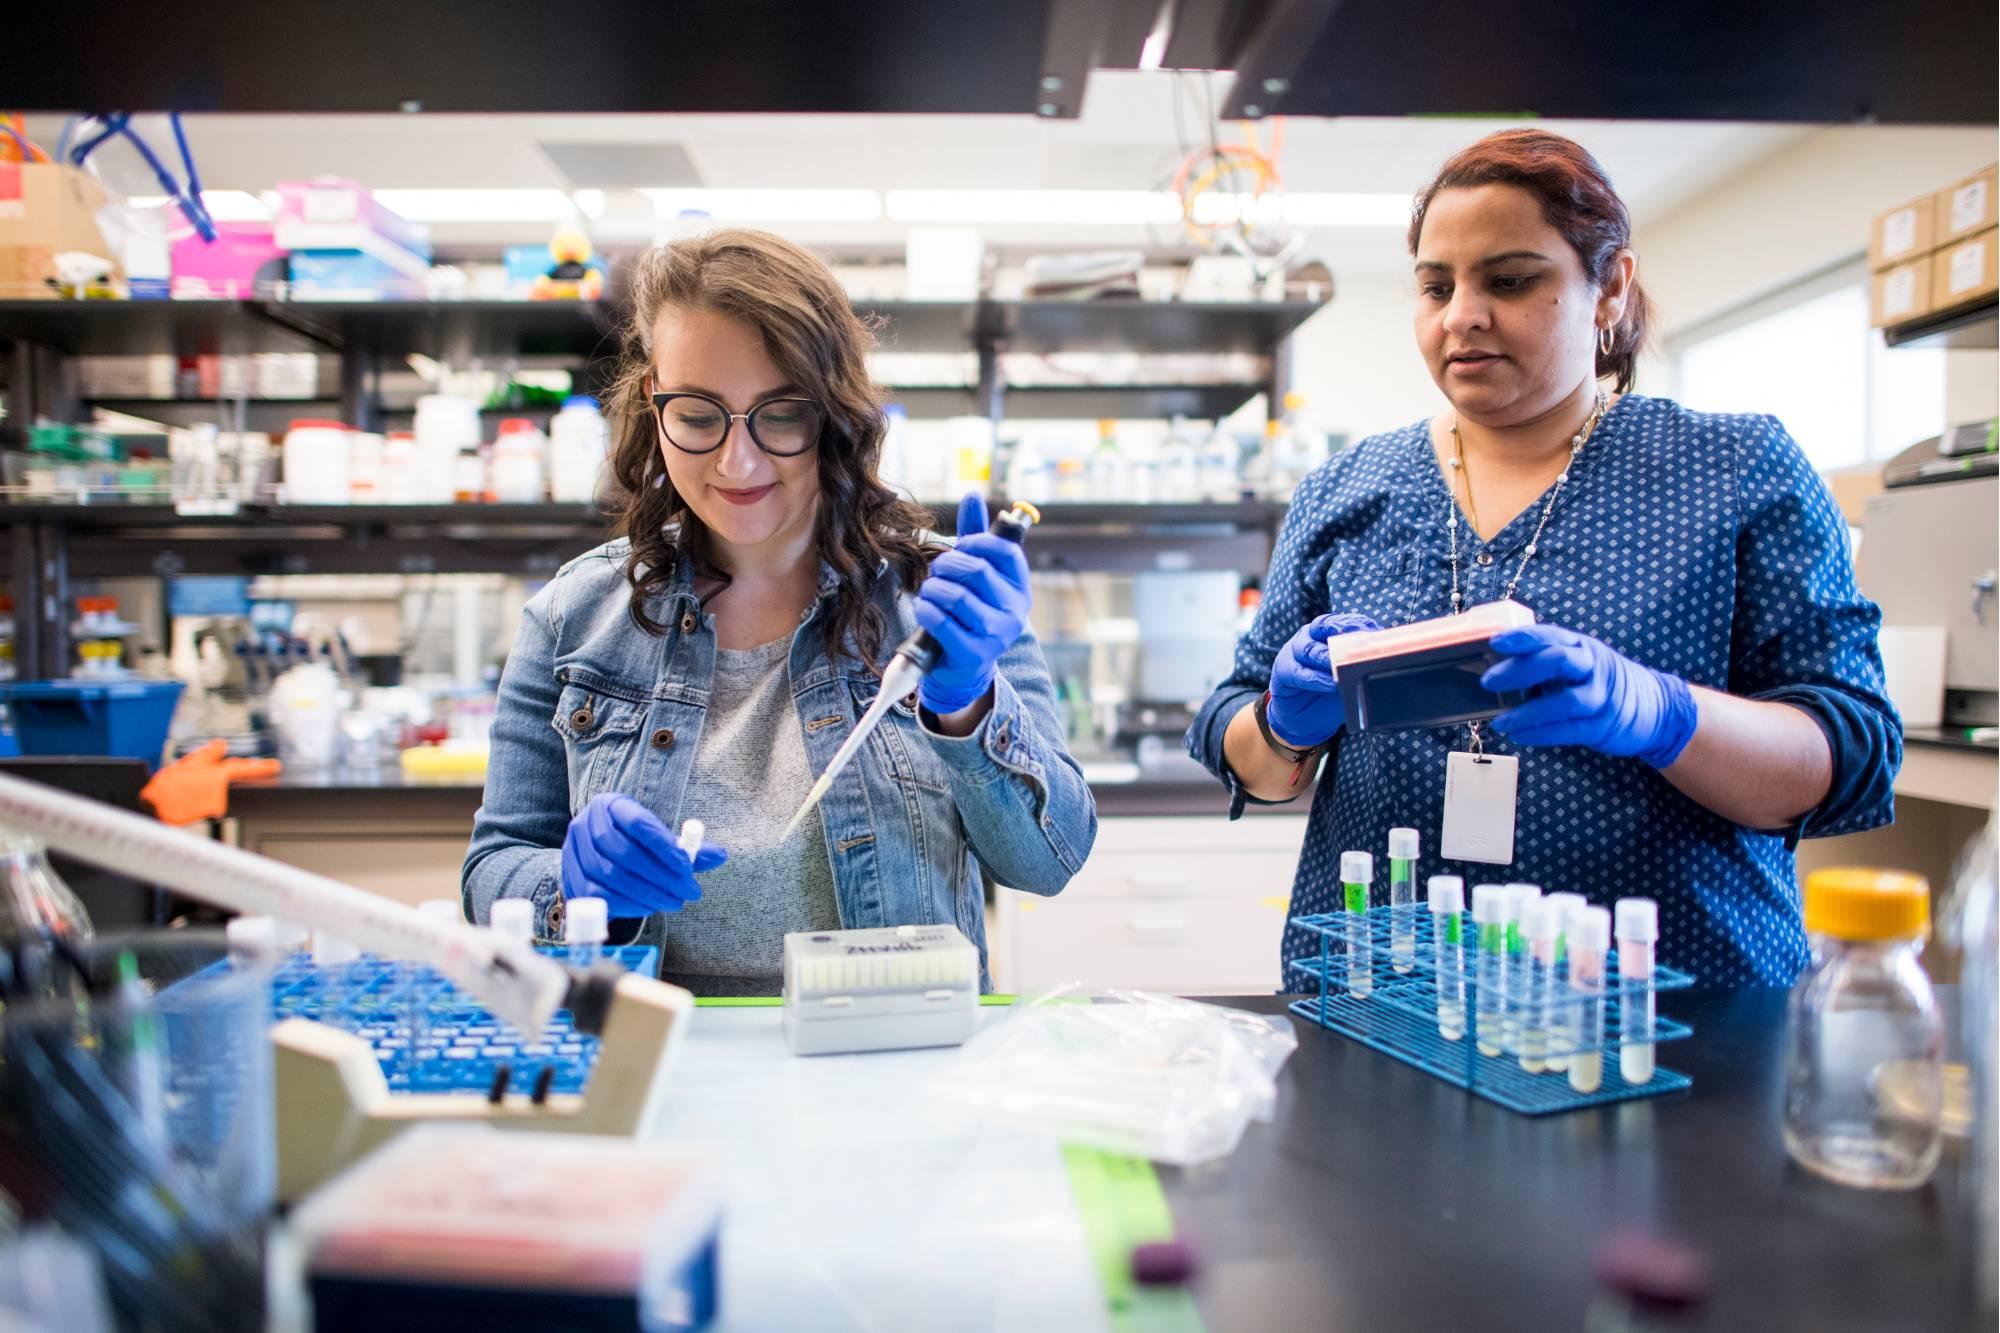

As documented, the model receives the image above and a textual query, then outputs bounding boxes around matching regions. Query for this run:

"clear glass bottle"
[1783,868,1942,1190]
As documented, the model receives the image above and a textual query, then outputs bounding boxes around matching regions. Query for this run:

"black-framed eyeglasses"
[650,391,825,457]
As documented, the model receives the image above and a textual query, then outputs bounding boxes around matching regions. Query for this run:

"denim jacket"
[462,537,1095,979]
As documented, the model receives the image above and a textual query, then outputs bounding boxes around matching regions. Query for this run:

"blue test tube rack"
[175,945,660,1095]
[1288,909,1694,1115]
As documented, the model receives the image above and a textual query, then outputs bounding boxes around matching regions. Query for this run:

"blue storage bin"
[0,680,184,770]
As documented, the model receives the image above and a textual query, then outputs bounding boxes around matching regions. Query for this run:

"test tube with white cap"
[489,897,536,945]
[565,895,608,972]
[1542,893,1589,1071]
[1520,898,1561,1074]
[1340,851,1373,999]
[417,898,463,927]
[1388,828,1419,974]
[226,915,279,968]
[1568,906,1612,1094]
[1428,875,1466,1040]
[1471,885,1507,1056]
[1615,898,1660,1085]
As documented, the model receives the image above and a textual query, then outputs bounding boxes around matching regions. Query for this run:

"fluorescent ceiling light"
[127,190,272,222]
[641,189,882,223]
[571,189,606,219]
[1281,192,1412,228]
[372,189,579,223]
[887,190,1181,226]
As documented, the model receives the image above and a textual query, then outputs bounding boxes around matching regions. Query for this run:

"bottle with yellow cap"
[1782,867,1943,1189]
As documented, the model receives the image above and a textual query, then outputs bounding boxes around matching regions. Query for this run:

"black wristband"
[1254,690,1322,765]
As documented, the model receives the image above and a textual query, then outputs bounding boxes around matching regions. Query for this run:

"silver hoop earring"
[1598,326,1615,357]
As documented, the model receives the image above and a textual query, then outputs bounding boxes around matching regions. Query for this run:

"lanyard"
[1443,389,1608,753]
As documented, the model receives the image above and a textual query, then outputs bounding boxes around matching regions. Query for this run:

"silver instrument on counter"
[781,501,1040,840]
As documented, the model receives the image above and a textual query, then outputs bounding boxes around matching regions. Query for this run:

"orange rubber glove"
[140,740,282,825]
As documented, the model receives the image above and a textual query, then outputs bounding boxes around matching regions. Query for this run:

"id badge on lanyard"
[1440,725,1517,865]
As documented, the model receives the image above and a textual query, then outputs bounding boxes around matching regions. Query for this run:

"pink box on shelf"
[171,223,288,300]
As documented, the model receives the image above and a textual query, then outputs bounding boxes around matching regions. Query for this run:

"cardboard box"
[1871,254,1935,328]
[1931,226,1999,312]
[0,162,124,298]
[1936,163,1999,244]
[1870,193,1937,272]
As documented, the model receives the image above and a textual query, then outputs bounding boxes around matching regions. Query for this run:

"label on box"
[0,160,20,218]
[1952,180,1989,234]
[1883,267,1918,317]
[1883,206,1919,257]
[1949,241,1987,296]
[301,188,358,224]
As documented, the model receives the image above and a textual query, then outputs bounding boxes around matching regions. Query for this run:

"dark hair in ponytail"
[1408,129,1652,392]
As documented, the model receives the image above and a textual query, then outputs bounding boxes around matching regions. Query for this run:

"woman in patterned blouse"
[1188,129,1899,986]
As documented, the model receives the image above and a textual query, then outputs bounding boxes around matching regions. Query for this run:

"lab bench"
[1168,991,1977,1331]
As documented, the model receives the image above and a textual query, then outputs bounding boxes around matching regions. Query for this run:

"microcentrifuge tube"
[678,817,706,862]
[417,898,463,926]
[566,895,608,972]
[1542,893,1588,1071]
[1428,876,1466,1041]
[1520,898,1561,1075]
[1471,885,1507,1057]
[490,897,536,945]
[1388,828,1419,974]
[1568,906,1612,1095]
[1341,850,1373,999]
[226,915,278,968]
[1615,898,1660,1086]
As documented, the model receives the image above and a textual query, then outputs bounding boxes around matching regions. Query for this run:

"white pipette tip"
[779,781,828,842]
[678,817,706,860]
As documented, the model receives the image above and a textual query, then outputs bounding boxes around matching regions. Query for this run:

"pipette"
[0,770,569,1035]
[780,500,1040,840]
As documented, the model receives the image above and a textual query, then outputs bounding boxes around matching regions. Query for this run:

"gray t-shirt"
[661,634,840,995]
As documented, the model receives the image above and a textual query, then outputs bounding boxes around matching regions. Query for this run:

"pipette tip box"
[783,924,980,1056]
[1327,600,1536,733]
[296,1124,720,1333]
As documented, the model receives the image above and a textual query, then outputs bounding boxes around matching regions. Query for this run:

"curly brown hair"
[605,228,941,672]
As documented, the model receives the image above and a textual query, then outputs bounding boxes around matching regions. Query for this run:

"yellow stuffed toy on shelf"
[531,226,604,301]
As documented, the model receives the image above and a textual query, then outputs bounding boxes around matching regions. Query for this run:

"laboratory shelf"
[1882,297,1998,350]
[0,299,336,356]
[887,382,1266,422]
[1287,908,1695,1116]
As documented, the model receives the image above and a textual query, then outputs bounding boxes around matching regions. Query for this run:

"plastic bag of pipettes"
[929,986,1298,1166]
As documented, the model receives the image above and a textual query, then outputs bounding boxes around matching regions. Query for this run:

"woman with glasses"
[465,229,1095,994]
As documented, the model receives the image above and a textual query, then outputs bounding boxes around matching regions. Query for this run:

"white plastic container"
[282,419,352,504]
[490,418,548,503]
[783,923,980,1056]
[413,394,480,504]
[346,430,384,502]
[549,396,611,504]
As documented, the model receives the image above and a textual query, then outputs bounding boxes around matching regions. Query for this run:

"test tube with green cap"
[1498,884,1540,1055]
[1428,875,1466,1040]
[1470,884,1507,1056]
[1341,850,1373,999]
[1388,828,1419,974]
[1568,905,1613,1094]
[1542,892,1588,1071]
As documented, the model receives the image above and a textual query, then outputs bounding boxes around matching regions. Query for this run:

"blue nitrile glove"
[913,493,1033,716]
[1264,613,1382,747]
[1482,624,1698,768]
[560,793,727,919]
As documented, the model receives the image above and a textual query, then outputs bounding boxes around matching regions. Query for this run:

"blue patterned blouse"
[1187,394,1900,987]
